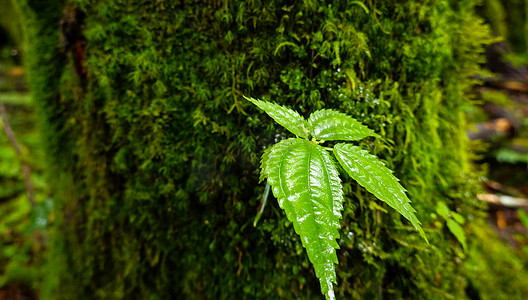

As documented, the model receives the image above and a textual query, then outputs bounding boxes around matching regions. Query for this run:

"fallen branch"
[477,193,528,208]
[0,99,35,208]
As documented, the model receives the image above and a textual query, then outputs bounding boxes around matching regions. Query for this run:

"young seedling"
[245,96,427,300]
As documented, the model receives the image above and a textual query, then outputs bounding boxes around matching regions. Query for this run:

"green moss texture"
[0,0,23,48]
[13,0,528,299]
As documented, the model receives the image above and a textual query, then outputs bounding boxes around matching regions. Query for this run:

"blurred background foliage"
[0,0,527,299]
[0,0,50,298]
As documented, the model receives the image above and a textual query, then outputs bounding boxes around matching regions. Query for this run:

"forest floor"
[469,42,528,255]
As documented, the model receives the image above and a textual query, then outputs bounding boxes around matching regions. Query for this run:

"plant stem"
[0,99,35,208]
[253,182,271,227]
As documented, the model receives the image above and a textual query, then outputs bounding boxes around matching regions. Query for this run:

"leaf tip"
[419,228,429,245]
[242,95,256,104]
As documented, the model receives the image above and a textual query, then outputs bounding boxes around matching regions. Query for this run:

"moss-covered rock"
[14,0,527,299]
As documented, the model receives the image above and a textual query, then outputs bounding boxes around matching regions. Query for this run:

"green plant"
[517,209,528,255]
[435,201,467,251]
[245,96,426,299]
[495,148,528,167]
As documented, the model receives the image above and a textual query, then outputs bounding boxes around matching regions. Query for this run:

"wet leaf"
[261,138,343,300]
[334,143,427,242]
[308,109,378,141]
[244,96,309,139]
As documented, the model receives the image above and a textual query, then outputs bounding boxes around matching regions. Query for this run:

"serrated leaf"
[446,218,467,250]
[333,143,427,242]
[261,138,343,300]
[308,109,379,141]
[244,96,309,138]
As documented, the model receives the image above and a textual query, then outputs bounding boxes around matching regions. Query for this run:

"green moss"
[504,0,528,53]
[465,223,528,300]
[0,0,23,47]
[14,0,528,299]
[478,0,528,53]
[478,0,507,38]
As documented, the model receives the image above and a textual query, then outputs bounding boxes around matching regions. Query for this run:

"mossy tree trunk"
[15,0,499,299]
[479,0,528,52]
